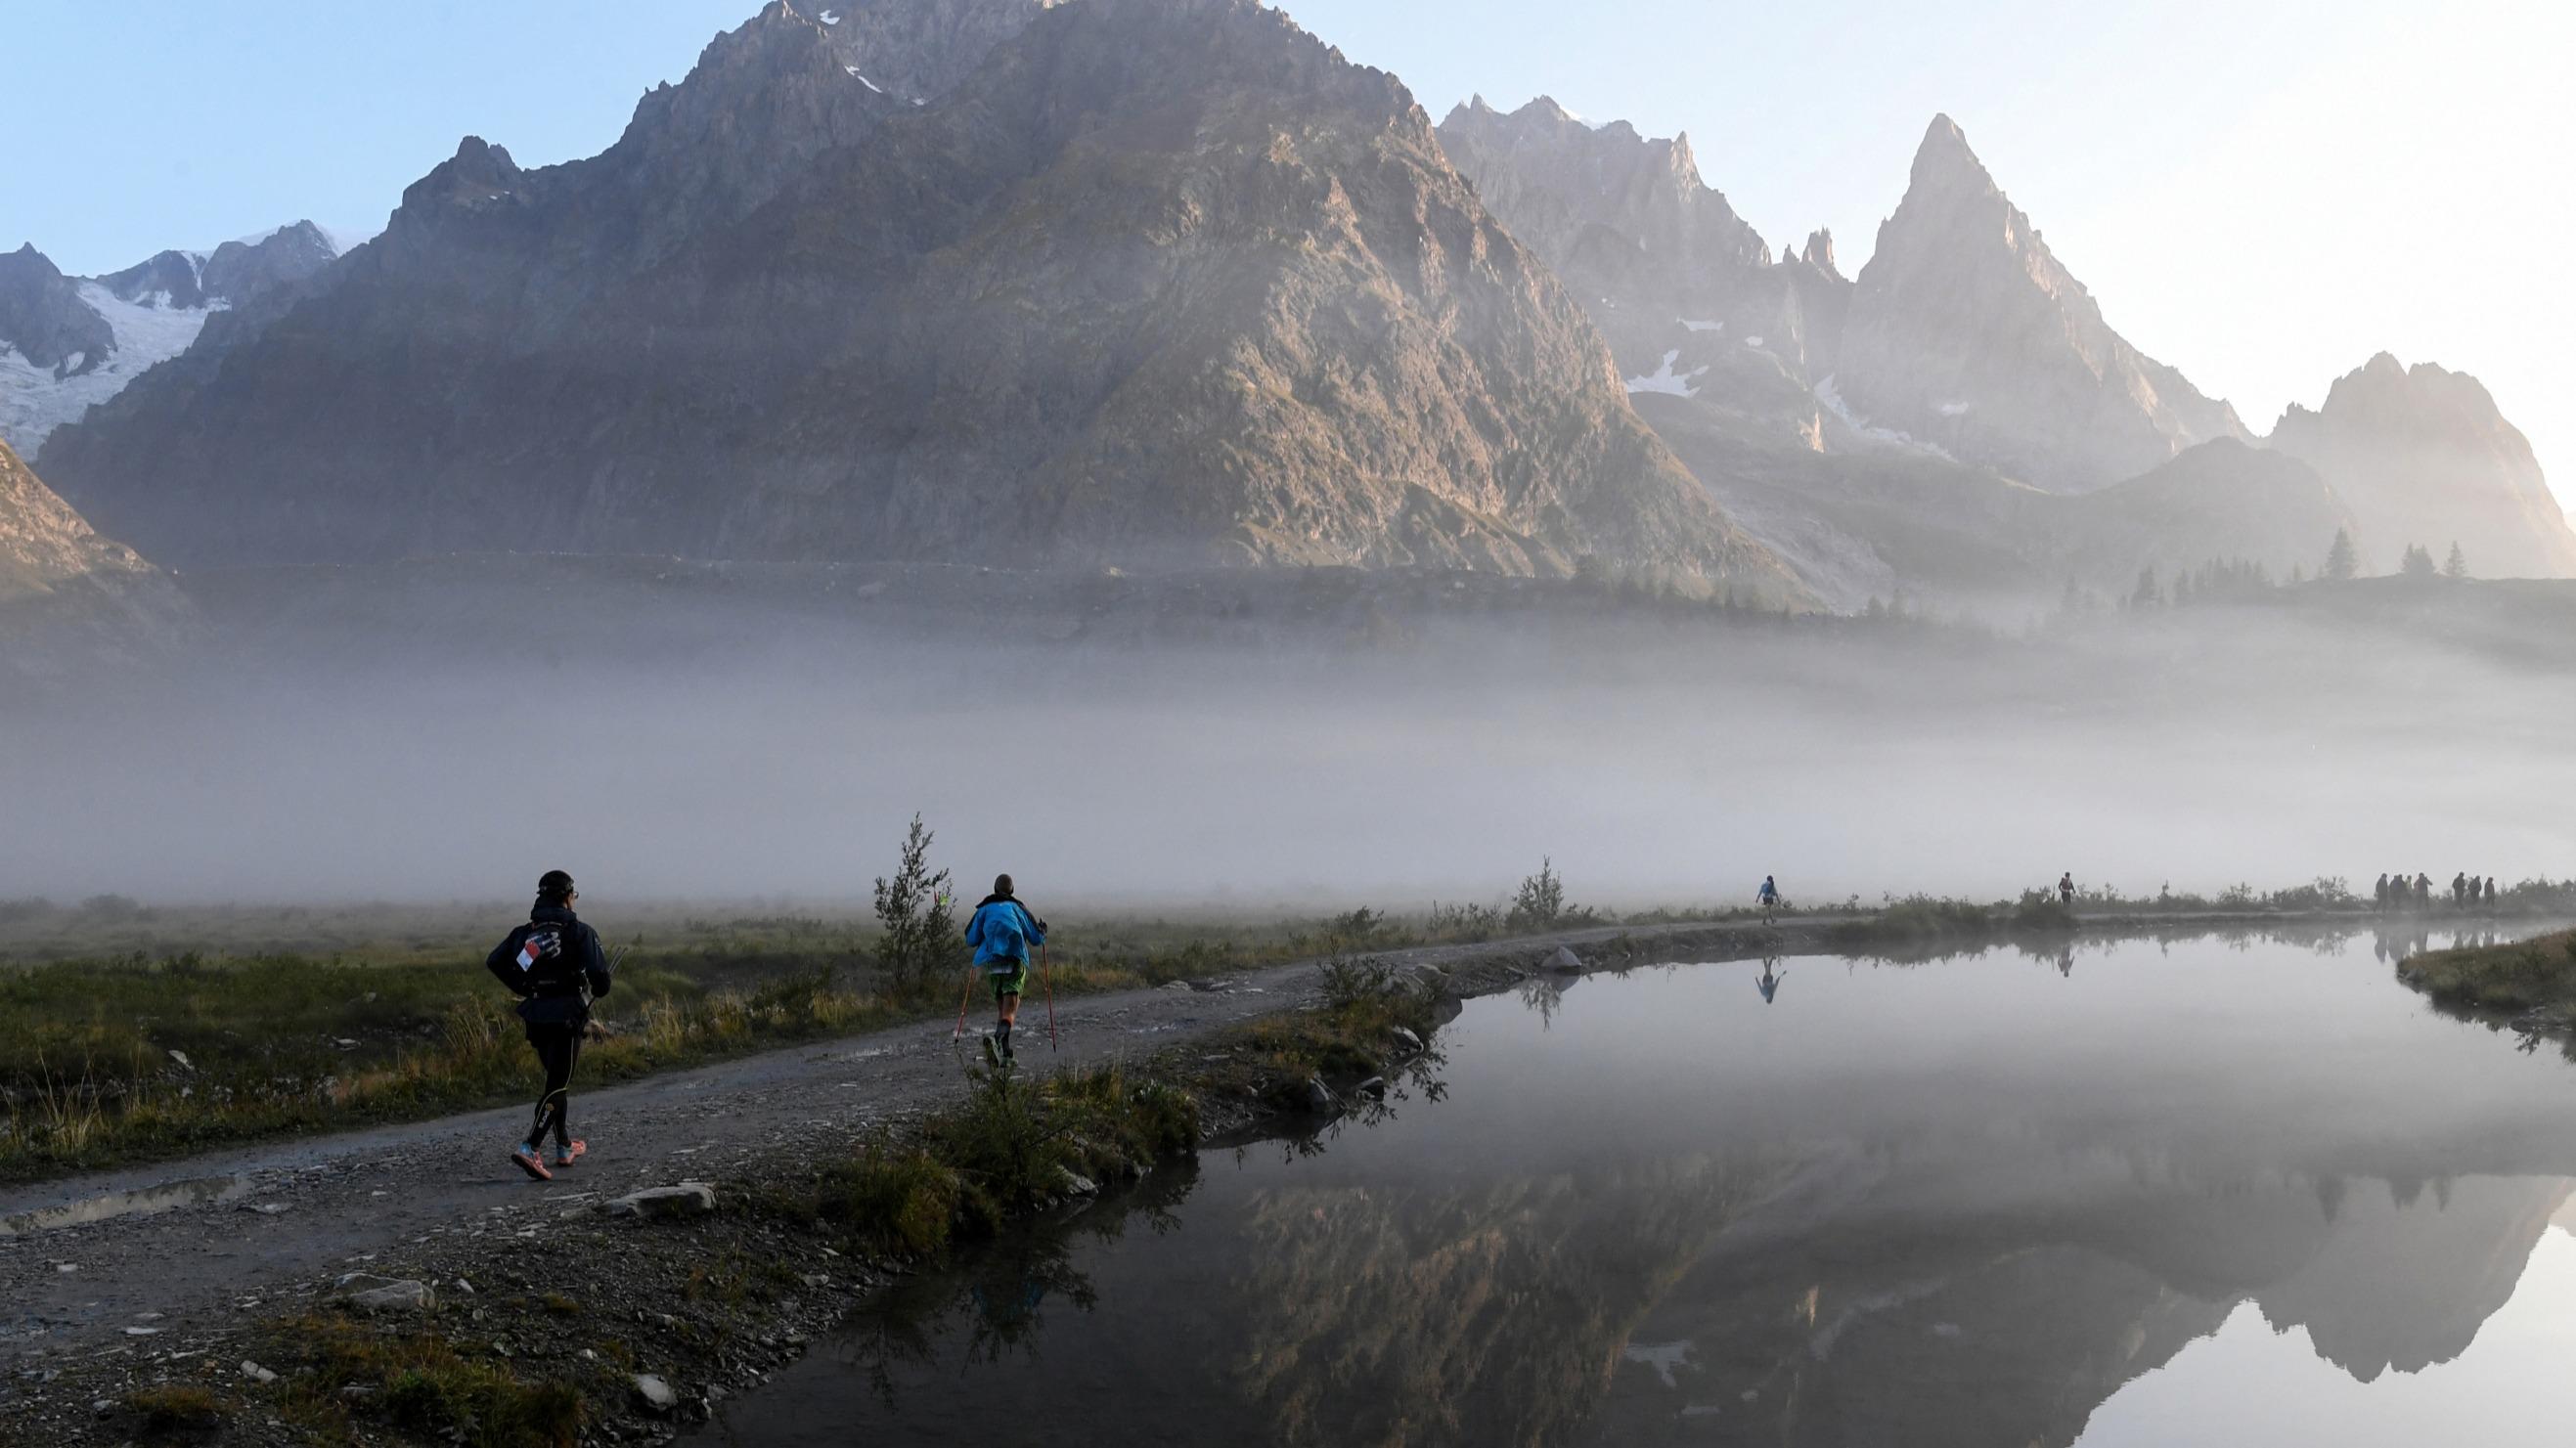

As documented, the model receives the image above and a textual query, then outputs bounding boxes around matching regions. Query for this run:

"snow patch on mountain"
[1813,373,1955,461]
[1625,350,1709,399]
[0,284,220,456]
[844,66,885,93]
[818,7,841,22]
[1678,317,1723,333]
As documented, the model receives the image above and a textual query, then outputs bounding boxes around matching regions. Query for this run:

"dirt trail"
[0,917,1813,1371]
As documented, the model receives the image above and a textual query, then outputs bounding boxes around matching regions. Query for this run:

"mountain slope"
[1833,116,2245,493]
[44,0,1800,599]
[2269,354,2576,579]
[1438,95,1844,414]
[0,436,157,605]
[0,225,337,456]
[2050,438,2355,589]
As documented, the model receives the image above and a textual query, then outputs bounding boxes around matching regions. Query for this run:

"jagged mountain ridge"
[1439,99,2341,610]
[2269,354,2576,579]
[43,0,1805,600]
[0,223,336,456]
[1835,115,2247,493]
[1439,95,1846,399]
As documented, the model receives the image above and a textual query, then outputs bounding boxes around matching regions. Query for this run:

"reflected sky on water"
[702,923,2576,1447]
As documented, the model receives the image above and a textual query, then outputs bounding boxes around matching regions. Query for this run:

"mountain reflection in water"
[700,925,2576,1448]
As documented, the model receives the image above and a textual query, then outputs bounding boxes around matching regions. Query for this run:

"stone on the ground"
[333,1272,434,1313]
[1305,1077,1337,1113]
[1056,1166,1100,1197]
[241,1361,279,1384]
[606,1184,717,1219]
[634,1374,679,1413]
[1547,945,1583,973]
[1390,1026,1423,1053]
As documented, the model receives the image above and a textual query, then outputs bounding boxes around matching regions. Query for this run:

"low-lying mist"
[5,568,2569,913]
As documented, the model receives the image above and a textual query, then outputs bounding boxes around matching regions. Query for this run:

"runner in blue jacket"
[964,874,1047,1067]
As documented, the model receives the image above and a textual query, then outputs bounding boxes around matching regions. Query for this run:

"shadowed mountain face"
[1835,115,2246,494]
[41,0,1805,601]
[795,0,1060,100]
[2269,354,2576,579]
[0,246,113,379]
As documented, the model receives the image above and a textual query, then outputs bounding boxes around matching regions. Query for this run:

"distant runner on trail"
[964,874,1047,1068]
[2059,872,2076,907]
[1757,875,1781,921]
[485,870,613,1182]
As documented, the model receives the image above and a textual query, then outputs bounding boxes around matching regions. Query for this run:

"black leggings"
[525,1024,583,1149]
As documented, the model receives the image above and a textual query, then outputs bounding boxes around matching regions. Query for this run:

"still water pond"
[705,926,2576,1446]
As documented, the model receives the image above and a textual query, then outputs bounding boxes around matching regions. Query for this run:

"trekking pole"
[1041,943,1058,1050]
[952,961,978,1043]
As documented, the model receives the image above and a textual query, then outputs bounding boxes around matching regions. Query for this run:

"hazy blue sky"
[5,0,2567,500]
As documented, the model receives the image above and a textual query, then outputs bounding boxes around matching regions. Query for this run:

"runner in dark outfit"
[485,870,613,1181]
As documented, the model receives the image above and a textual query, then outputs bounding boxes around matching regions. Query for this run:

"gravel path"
[0,917,1811,1372]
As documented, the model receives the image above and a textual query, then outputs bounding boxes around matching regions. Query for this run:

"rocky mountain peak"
[96,250,208,309]
[197,221,338,305]
[1799,229,1841,278]
[0,245,112,377]
[1437,96,1766,273]
[1832,113,2243,491]
[1909,112,1994,197]
[2269,354,2576,577]
[401,137,525,216]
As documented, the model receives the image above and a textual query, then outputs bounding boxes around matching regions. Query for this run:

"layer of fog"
[3,597,2569,911]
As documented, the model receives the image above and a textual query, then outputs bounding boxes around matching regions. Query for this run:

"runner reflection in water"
[1755,957,1786,1004]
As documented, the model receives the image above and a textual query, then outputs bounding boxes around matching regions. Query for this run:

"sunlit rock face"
[2268,353,2576,579]
[0,436,153,602]
[38,0,1806,603]
[1834,115,2246,494]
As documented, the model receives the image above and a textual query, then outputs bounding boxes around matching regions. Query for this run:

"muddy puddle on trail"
[0,1174,251,1238]
[697,924,2576,1447]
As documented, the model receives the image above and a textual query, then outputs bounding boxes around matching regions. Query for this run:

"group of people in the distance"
[2376,871,2499,911]
[478,867,1046,1182]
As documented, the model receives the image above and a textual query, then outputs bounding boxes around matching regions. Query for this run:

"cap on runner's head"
[994,874,1014,898]
[537,869,576,905]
